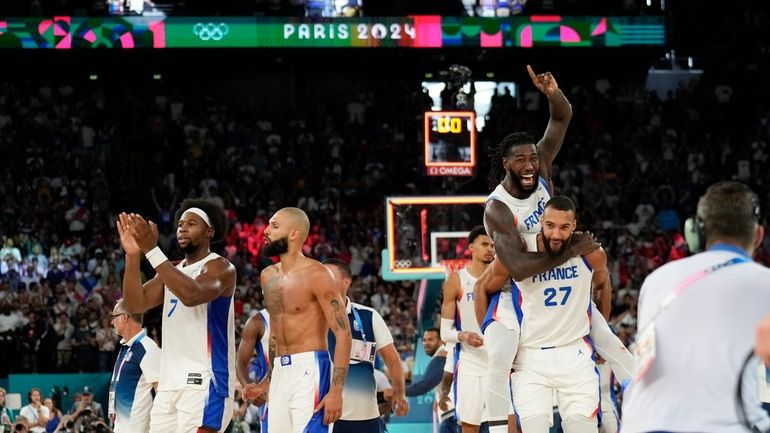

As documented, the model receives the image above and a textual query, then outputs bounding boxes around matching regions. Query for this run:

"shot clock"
[424,111,477,176]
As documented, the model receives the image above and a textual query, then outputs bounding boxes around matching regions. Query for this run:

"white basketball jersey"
[485,178,552,237]
[455,268,487,375]
[517,255,593,348]
[159,252,236,398]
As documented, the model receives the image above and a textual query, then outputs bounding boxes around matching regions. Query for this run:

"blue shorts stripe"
[305,351,332,433]
[201,380,226,430]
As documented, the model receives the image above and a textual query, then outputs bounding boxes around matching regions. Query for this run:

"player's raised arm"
[527,65,572,181]
[485,200,597,282]
[117,213,164,313]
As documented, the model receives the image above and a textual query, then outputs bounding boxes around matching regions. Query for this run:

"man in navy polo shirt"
[324,259,409,433]
[110,299,161,433]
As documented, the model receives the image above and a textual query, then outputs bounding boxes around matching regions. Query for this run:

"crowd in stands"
[0,4,769,412]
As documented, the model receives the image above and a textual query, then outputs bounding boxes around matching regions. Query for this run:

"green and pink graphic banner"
[0,15,664,49]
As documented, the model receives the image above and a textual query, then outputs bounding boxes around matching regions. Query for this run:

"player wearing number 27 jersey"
[481,196,608,433]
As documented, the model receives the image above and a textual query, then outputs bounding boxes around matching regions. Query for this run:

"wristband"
[145,246,168,268]
[440,318,460,344]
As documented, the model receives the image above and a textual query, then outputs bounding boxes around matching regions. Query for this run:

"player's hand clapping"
[125,213,160,254]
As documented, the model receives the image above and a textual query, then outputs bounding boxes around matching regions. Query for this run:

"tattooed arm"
[312,264,352,425]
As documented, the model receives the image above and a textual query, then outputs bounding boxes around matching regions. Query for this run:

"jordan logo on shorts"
[280,355,292,366]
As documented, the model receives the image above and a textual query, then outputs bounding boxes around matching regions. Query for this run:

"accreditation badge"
[633,323,657,382]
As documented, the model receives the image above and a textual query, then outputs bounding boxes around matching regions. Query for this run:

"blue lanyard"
[351,306,367,344]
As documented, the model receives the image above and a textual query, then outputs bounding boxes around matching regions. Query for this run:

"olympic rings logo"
[394,260,413,269]
[193,22,229,41]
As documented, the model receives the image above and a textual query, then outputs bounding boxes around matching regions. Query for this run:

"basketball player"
[477,65,598,433]
[439,226,494,433]
[117,199,237,433]
[251,207,352,433]
[476,67,633,433]
[481,196,605,433]
[237,308,270,431]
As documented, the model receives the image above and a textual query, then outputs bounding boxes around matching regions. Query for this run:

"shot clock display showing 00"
[423,111,477,177]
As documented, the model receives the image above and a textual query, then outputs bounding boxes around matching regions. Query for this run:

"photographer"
[0,387,16,432]
[19,389,49,433]
[12,417,28,433]
[67,389,104,433]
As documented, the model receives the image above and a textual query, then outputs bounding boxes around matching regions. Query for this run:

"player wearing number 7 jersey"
[117,198,237,433]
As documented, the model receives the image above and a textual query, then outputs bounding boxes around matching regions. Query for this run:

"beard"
[263,236,289,257]
[543,234,570,257]
[179,241,198,255]
[507,168,538,198]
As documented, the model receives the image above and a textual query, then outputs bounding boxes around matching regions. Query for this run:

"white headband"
[182,207,212,227]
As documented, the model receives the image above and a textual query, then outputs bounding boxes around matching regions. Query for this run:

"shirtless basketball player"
[247,207,352,433]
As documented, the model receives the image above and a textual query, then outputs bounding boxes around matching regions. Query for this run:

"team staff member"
[324,259,408,433]
[622,181,770,433]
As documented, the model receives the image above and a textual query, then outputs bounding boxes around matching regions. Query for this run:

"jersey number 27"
[544,286,572,307]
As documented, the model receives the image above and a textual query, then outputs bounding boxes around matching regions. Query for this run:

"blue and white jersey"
[248,309,270,430]
[517,255,594,348]
[328,298,394,421]
[485,178,552,237]
[111,329,161,433]
[249,309,271,383]
[482,179,553,333]
[160,252,236,400]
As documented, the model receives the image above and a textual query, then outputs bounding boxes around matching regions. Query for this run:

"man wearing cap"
[118,198,237,433]
[68,387,105,431]
[109,299,161,433]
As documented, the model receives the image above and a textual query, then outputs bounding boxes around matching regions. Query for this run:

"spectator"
[0,387,15,428]
[42,398,62,433]
[19,388,49,433]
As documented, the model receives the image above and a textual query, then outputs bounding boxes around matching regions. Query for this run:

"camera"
[13,424,26,433]
[89,421,111,433]
[436,64,474,109]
